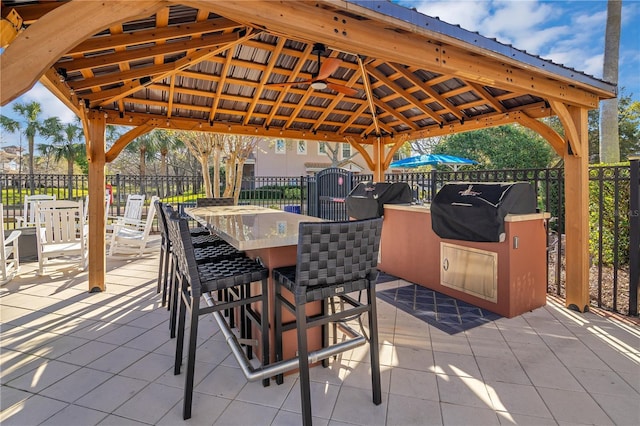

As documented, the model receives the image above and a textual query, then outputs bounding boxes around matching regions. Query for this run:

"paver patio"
[1,244,638,425]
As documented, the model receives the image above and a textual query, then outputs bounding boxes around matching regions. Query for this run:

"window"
[297,140,307,155]
[342,143,351,159]
[275,139,286,154]
[318,142,327,154]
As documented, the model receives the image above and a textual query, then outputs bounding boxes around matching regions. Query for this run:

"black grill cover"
[431,182,537,242]
[346,182,413,219]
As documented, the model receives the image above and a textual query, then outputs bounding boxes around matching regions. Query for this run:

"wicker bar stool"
[169,214,270,420]
[161,204,244,338]
[272,218,383,426]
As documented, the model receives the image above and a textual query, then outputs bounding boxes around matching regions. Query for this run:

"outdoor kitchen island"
[377,203,550,318]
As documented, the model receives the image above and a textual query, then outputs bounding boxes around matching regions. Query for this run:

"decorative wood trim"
[1,0,166,104]
[105,122,154,163]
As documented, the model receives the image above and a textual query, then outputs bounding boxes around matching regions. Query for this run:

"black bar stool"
[272,218,384,426]
[168,214,270,420]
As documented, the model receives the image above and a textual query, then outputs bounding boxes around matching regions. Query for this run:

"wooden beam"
[562,106,590,312]
[184,0,605,108]
[0,8,22,48]
[549,100,581,156]
[58,32,240,73]
[67,17,242,55]
[345,136,375,171]
[85,110,108,293]
[105,122,154,163]
[97,29,257,108]
[514,113,565,156]
[365,64,444,124]
[1,0,166,105]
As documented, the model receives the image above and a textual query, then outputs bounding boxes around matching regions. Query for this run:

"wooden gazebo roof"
[1,1,614,146]
[1,0,616,309]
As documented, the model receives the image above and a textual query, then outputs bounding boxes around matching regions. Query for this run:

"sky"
[1,0,638,149]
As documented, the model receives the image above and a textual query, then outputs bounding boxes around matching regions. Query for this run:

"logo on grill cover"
[458,185,481,197]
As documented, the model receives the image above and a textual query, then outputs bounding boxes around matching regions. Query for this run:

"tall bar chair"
[168,214,270,420]
[272,218,384,426]
[160,204,243,337]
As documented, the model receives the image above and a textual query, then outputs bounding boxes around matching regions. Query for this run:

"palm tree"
[0,101,46,193]
[599,0,622,163]
[43,117,86,197]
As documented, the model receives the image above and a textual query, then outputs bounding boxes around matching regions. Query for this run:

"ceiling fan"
[268,43,358,96]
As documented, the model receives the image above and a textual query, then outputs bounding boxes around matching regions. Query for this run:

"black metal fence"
[1,162,637,316]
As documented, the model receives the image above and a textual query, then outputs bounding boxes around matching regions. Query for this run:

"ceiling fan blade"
[326,82,358,96]
[266,79,313,87]
[316,58,341,80]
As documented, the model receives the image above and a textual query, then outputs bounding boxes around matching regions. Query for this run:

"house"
[253,138,369,177]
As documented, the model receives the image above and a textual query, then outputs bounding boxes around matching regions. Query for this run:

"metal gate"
[315,168,353,220]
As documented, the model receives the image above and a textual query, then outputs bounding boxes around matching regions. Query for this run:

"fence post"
[629,156,639,316]
[115,173,121,216]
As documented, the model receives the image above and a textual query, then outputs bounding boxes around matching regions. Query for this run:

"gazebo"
[0,0,615,313]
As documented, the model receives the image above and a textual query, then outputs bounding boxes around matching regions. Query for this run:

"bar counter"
[378,203,550,318]
[186,205,325,367]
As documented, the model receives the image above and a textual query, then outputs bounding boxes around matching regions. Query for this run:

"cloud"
[17,84,77,123]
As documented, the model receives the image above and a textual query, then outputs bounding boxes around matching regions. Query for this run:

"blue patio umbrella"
[389,154,477,171]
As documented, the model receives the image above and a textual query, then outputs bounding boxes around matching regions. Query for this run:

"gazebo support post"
[372,136,385,182]
[562,106,590,312]
[86,111,107,293]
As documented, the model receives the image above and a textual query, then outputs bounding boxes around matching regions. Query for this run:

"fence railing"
[1,163,636,316]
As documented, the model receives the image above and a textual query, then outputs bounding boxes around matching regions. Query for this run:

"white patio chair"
[34,200,88,275]
[109,196,159,257]
[84,191,112,225]
[106,194,145,232]
[15,194,56,228]
[0,204,22,285]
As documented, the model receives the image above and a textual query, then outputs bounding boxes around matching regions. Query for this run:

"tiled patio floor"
[1,247,639,425]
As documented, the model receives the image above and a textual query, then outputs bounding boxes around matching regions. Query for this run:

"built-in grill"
[431,182,537,242]
[345,182,413,219]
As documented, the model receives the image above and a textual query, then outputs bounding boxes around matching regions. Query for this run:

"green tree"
[41,117,86,197]
[0,101,48,192]
[433,124,556,169]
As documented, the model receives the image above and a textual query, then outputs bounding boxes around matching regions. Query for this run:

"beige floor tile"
[538,387,615,425]
[330,386,388,426]
[436,373,493,409]
[589,391,640,426]
[271,409,329,426]
[119,352,174,382]
[440,402,500,425]
[39,403,108,426]
[387,394,442,426]
[95,324,148,346]
[213,399,278,426]
[39,367,113,403]
[236,376,295,408]
[61,340,119,366]
[389,367,439,401]
[475,355,531,385]
[75,375,149,413]
[282,378,340,418]
[389,345,435,371]
[195,364,250,399]
[433,351,481,377]
[485,381,552,418]
[570,366,637,396]
[113,382,183,424]
[158,391,230,425]
[0,394,68,425]
[518,359,584,391]
[6,359,80,393]
[0,386,32,411]
[89,346,148,374]
[496,412,558,425]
